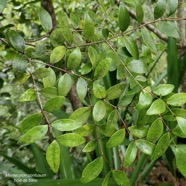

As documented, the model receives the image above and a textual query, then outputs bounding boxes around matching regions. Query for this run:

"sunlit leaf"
[128,60,147,74]
[19,89,36,102]
[93,100,106,122]
[93,82,107,99]
[83,139,97,152]
[135,2,144,24]
[0,0,7,13]
[50,46,66,64]
[167,93,186,106]
[153,84,174,96]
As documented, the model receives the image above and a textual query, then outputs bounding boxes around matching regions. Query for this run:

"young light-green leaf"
[135,2,144,24]
[81,157,103,183]
[112,170,130,186]
[128,60,147,74]
[46,140,60,173]
[151,133,170,160]
[50,46,66,64]
[57,133,85,147]
[43,67,56,87]
[146,99,166,115]
[88,46,99,68]
[18,125,48,145]
[93,100,106,122]
[83,139,97,152]
[33,68,51,78]
[19,89,36,102]
[154,84,174,96]
[76,77,87,102]
[38,7,52,33]
[118,3,130,32]
[0,0,8,13]
[67,47,82,70]
[93,82,107,99]
[167,93,186,106]
[128,126,148,138]
[154,0,166,19]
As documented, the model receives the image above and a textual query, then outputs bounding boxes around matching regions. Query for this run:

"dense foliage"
[1,0,186,185]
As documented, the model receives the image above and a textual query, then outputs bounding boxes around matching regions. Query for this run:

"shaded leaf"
[154,0,166,19]
[135,2,144,24]
[102,171,111,186]
[40,87,58,98]
[74,124,94,137]
[88,46,99,68]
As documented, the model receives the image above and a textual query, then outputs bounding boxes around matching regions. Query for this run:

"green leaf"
[175,148,186,177]
[19,88,37,102]
[141,28,157,53]
[153,84,174,96]
[6,30,25,53]
[52,119,82,131]
[18,113,42,133]
[118,3,130,32]
[43,96,65,112]
[106,129,125,148]
[106,83,125,100]
[94,58,111,79]
[43,67,56,87]
[57,133,85,147]
[50,46,66,64]
[167,93,186,106]
[93,82,107,99]
[74,124,94,137]
[33,68,51,78]
[172,126,186,138]
[38,7,52,33]
[157,22,179,39]
[69,107,91,124]
[128,126,148,138]
[83,139,97,152]
[136,86,153,110]
[168,0,178,16]
[112,170,130,186]
[40,87,58,98]
[147,118,164,143]
[67,47,82,70]
[46,140,60,173]
[102,171,112,186]
[124,142,138,167]
[135,139,155,155]
[83,12,95,41]
[176,117,186,136]
[0,0,8,13]
[61,25,73,44]
[76,77,87,102]
[127,60,147,74]
[18,125,48,145]
[88,46,99,68]
[13,54,27,71]
[146,99,166,115]
[58,73,73,96]
[124,36,139,59]
[50,28,65,47]
[135,2,144,24]
[154,0,166,19]
[151,133,170,160]
[99,125,117,137]
[81,157,103,183]
[107,110,119,127]
[93,100,106,122]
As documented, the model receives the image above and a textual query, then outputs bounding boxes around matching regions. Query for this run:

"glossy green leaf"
[136,86,153,110]
[135,2,144,24]
[124,36,139,59]
[135,139,155,155]
[112,170,130,186]
[94,58,111,79]
[176,117,186,136]
[141,28,157,53]
[175,148,186,177]
[80,63,92,75]
[128,126,148,138]
[33,68,50,78]
[13,54,27,71]
[118,3,130,32]
[106,129,125,148]
[88,46,99,68]
[43,96,65,112]
[18,125,48,145]
[46,140,60,173]
[38,7,52,33]
[154,0,166,19]
[50,46,66,64]
[83,139,97,152]
[81,157,103,183]
[12,73,30,85]
[0,0,7,13]
[83,12,95,40]
[40,87,58,98]
[168,0,178,16]
[93,100,106,122]
[147,118,164,143]
[6,30,25,53]
[102,171,111,186]
[93,82,107,99]
[57,133,85,147]
[106,83,125,100]
[43,67,56,87]
[58,73,73,96]
[76,77,87,102]
[167,93,186,106]
[52,119,81,131]
[172,126,186,138]
[19,88,36,102]
[107,110,119,127]
[128,60,147,74]
[124,142,138,167]
[18,113,42,133]
[67,47,82,70]
[99,125,117,137]
[154,84,174,96]
[151,133,170,160]
[74,124,94,137]
[146,99,166,115]
[69,107,91,124]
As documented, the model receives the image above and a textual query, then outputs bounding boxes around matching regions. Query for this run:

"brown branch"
[69,86,82,110]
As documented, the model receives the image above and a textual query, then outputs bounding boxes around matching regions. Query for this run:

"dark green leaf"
[135,2,144,24]
[40,87,58,98]
[154,0,166,19]
[168,0,178,16]
[13,54,27,71]
[102,171,111,186]
[33,68,51,78]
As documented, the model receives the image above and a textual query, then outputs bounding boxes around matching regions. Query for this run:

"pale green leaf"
[88,46,99,68]
[176,117,186,136]
[19,89,36,102]
[112,170,130,186]
[74,124,94,137]
[0,0,8,13]
[13,54,27,71]
[167,93,186,106]
[76,77,87,102]
[33,68,51,78]
[83,139,97,152]
[93,100,106,122]
[168,0,178,16]
[128,126,148,138]
[153,84,174,96]
[128,60,147,74]
[93,82,107,99]
[50,46,66,64]
[61,25,73,44]
[43,67,56,87]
